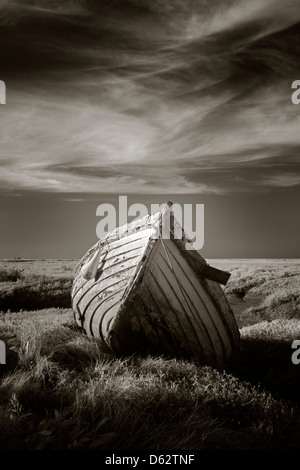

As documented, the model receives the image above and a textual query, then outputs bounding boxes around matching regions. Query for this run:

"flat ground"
[0,258,299,450]
[2,257,299,325]
[209,258,300,327]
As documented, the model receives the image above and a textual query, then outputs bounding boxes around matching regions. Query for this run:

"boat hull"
[72,208,240,367]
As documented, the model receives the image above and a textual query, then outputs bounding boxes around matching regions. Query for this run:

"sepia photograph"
[0,0,299,455]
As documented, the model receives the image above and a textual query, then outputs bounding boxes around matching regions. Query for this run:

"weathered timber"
[71,203,240,368]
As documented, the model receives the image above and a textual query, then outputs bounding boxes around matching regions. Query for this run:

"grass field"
[0,258,299,450]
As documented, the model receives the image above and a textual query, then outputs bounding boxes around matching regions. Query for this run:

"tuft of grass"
[0,260,77,312]
[0,276,72,312]
[0,350,298,450]
[0,268,24,282]
[230,319,300,403]
[0,307,299,451]
[213,259,300,326]
[0,259,300,450]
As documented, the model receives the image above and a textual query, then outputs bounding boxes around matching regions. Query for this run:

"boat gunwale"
[72,202,240,365]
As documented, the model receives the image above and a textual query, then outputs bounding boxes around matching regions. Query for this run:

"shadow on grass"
[38,327,114,372]
[228,337,300,404]
[0,278,72,312]
[0,332,19,378]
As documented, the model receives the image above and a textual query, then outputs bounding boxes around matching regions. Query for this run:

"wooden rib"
[152,254,215,363]
[72,241,147,299]
[107,330,124,355]
[134,292,179,356]
[161,241,227,362]
[201,278,240,354]
[72,229,152,296]
[80,277,132,336]
[128,297,161,351]
[156,251,218,360]
[141,284,182,356]
[86,288,126,338]
[98,226,154,252]
[95,296,124,340]
[146,266,205,361]
[167,241,231,342]
[72,229,155,342]
[82,227,153,262]
[76,228,153,277]
[73,256,140,308]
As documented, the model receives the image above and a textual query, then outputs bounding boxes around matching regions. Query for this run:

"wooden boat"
[71,202,240,368]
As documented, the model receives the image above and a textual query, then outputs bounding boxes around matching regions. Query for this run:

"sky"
[0,0,299,259]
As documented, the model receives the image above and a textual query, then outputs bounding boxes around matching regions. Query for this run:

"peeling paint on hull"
[72,204,240,368]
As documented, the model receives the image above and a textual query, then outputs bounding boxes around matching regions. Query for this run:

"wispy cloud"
[262,173,300,188]
[0,0,300,195]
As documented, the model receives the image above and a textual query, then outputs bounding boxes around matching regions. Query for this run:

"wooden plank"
[71,201,240,365]
[81,227,154,265]
[74,275,130,335]
[199,264,231,286]
[99,215,158,244]
[94,297,124,340]
[154,255,214,356]
[160,240,227,364]
[72,250,140,301]
[81,235,149,273]
[135,292,181,356]
[73,257,140,308]
[140,284,184,356]
[201,277,240,352]
[147,264,205,360]
[73,228,152,290]
[86,287,126,337]
[161,209,231,286]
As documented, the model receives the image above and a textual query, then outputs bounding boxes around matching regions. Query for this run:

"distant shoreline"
[1,258,299,263]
